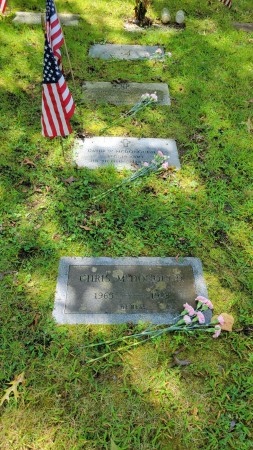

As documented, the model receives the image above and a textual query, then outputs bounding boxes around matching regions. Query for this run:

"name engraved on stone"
[73,137,180,169]
[13,12,80,25]
[65,265,194,314]
[53,257,209,324]
[82,82,170,106]
[112,82,129,90]
[88,44,164,60]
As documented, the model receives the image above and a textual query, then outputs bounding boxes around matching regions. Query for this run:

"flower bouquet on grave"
[84,296,234,363]
[100,92,158,133]
[92,150,170,203]
[123,91,158,116]
[144,48,173,61]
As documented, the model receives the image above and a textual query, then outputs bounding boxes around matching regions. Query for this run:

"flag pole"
[41,13,45,32]
[60,137,65,156]
[53,1,77,92]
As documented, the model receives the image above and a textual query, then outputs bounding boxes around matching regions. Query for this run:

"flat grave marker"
[89,44,164,60]
[53,257,211,325]
[82,82,171,105]
[123,22,185,32]
[233,22,253,32]
[73,137,180,169]
[13,12,80,25]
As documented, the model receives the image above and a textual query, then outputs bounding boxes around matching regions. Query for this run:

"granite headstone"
[82,82,170,105]
[13,12,80,25]
[73,137,180,169]
[53,257,210,324]
[89,44,164,60]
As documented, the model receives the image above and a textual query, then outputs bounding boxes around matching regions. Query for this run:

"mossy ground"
[0,1,252,449]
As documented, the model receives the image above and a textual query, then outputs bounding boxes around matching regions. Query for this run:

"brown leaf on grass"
[31,313,40,328]
[52,234,61,241]
[220,313,234,331]
[214,313,235,332]
[191,407,199,420]
[33,187,43,193]
[0,372,25,406]
[63,176,77,185]
[22,158,36,167]
[80,225,92,231]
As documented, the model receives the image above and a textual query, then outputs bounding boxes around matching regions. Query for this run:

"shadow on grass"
[0,1,253,448]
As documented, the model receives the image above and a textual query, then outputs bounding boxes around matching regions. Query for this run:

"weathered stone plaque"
[233,22,253,32]
[89,44,164,60]
[53,257,210,324]
[13,12,80,25]
[123,22,177,32]
[73,137,180,169]
[82,82,170,105]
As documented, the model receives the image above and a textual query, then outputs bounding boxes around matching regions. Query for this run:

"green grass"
[0,0,253,448]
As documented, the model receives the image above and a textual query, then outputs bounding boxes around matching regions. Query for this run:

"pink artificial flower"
[157,150,164,157]
[150,92,158,102]
[183,314,192,325]
[141,93,150,100]
[183,302,195,316]
[195,296,213,310]
[155,48,163,54]
[213,325,221,339]
[217,315,225,325]
[196,311,205,324]
[162,162,169,169]
[143,162,149,167]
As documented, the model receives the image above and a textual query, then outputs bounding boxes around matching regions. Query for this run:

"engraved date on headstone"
[65,265,195,314]
[53,257,209,324]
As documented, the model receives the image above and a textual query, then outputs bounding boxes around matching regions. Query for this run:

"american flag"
[46,0,64,67]
[0,0,7,14]
[41,37,75,137]
[219,0,232,8]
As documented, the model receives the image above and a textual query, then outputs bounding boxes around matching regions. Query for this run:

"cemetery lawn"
[0,0,253,449]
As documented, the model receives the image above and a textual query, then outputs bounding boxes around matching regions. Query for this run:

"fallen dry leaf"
[52,234,61,241]
[214,313,234,332]
[80,225,92,231]
[192,407,199,420]
[0,372,25,406]
[22,158,36,167]
[220,313,234,331]
[63,176,77,185]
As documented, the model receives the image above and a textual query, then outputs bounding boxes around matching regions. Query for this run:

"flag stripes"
[46,0,64,66]
[0,0,7,14]
[42,75,73,137]
[41,37,75,138]
[58,76,75,117]
[219,0,232,8]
